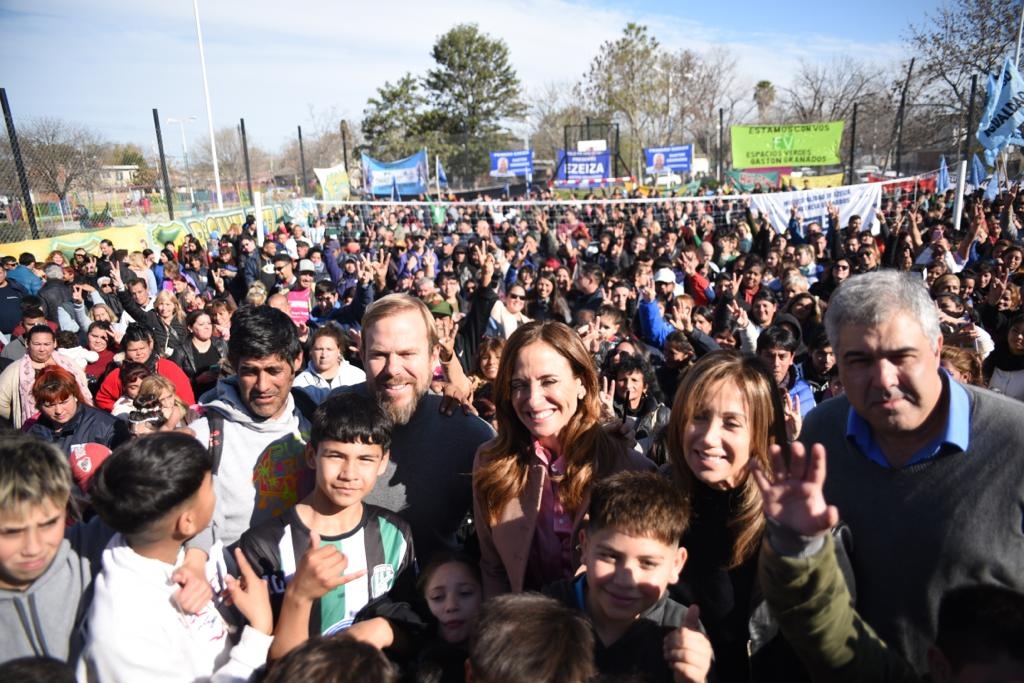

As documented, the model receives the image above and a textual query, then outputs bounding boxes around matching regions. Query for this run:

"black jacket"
[546,574,705,683]
[26,405,128,454]
[171,336,228,379]
[116,289,187,358]
[171,337,229,396]
[39,278,72,324]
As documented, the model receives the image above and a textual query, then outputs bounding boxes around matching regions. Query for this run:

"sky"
[0,0,941,160]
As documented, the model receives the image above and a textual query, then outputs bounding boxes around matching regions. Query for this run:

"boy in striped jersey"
[234,392,421,660]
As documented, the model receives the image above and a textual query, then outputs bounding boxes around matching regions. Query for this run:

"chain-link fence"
[0,84,953,253]
[0,90,327,246]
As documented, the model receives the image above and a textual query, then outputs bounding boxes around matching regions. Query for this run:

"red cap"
[68,443,112,492]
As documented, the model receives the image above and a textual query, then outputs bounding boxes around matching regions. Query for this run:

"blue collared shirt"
[846,371,971,469]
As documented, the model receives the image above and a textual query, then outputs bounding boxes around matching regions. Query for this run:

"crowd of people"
[1,185,1023,683]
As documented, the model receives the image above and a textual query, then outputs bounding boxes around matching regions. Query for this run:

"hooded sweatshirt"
[0,517,112,665]
[189,378,312,547]
[76,534,271,683]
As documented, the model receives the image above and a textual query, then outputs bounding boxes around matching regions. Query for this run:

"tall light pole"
[193,0,223,210]
[167,116,196,205]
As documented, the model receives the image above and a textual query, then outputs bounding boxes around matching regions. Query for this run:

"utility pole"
[240,118,253,205]
[895,58,915,176]
[298,125,308,196]
[848,102,859,184]
[153,109,174,221]
[1,88,39,238]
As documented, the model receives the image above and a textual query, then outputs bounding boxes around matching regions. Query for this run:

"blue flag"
[391,176,400,201]
[976,56,1024,165]
[937,156,951,194]
[436,157,449,188]
[984,72,1000,121]
[985,168,1000,201]
[969,154,986,187]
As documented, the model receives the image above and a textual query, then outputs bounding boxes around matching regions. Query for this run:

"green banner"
[731,122,844,168]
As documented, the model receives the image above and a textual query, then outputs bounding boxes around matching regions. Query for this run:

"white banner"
[750,182,882,236]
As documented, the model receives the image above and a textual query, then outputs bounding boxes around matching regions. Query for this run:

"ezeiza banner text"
[557,150,611,182]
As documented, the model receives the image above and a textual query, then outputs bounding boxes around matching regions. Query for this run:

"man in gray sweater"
[800,270,1024,674]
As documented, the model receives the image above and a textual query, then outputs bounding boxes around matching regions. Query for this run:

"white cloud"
[0,0,911,149]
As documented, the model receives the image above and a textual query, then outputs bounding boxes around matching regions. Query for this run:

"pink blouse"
[526,441,575,588]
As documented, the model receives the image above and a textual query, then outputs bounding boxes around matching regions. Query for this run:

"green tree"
[107,143,156,189]
[582,25,659,125]
[423,24,525,186]
[361,73,428,162]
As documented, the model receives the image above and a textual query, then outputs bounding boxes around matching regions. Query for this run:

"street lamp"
[167,116,196,205]
[193,0,223,210]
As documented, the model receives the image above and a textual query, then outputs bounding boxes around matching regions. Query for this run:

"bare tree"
[908,0,1019,112]
[193,126,248,197]
[18,117,106,202]
[754,81,776,123]
[780,57,881,123]
[527,81,597,164]
[576,24,745,172]
[684,47,747,162]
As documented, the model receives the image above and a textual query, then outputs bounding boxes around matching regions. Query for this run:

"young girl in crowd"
[412,553,484,683]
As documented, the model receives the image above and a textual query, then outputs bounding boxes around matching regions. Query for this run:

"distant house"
[99,165,139,189]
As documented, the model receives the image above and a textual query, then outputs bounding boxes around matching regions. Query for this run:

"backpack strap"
[206,410,225,475]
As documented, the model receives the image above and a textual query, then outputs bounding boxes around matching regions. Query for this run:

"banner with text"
[644,144,693,173]
[361,150,429,196]
[489,150,533,177]
[725,169,780,191]
[557,150,611,182]
[732,122,844,168]
[314,163,351,201]
[780,172,845,189]
[750,183,881,235]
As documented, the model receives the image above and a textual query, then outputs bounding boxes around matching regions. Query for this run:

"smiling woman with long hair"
[665,350,818,682]
[472,321,652,597]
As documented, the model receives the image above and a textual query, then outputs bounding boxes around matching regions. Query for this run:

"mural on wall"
[0,200,319,257]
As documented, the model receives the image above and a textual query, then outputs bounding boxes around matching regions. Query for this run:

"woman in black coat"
[171,309,229,398]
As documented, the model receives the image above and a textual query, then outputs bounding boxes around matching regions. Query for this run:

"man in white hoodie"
[188,305,311,548]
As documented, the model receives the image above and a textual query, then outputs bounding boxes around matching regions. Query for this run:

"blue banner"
[644,144,693,173]
[361,150,429,196]
[557,150,611,182]
[489,150,533,177]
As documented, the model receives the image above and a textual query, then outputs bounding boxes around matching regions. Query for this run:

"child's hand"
[752,441,838,538]
[290,531,366,603]
[171,549,213,615]
[225,548,273,635]
[664,605,712,683]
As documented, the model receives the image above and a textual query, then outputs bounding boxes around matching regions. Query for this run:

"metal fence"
[0,83,952,251]
[0,87,340,245]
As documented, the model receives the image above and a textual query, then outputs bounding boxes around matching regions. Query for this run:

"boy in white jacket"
[78,432,274,683]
